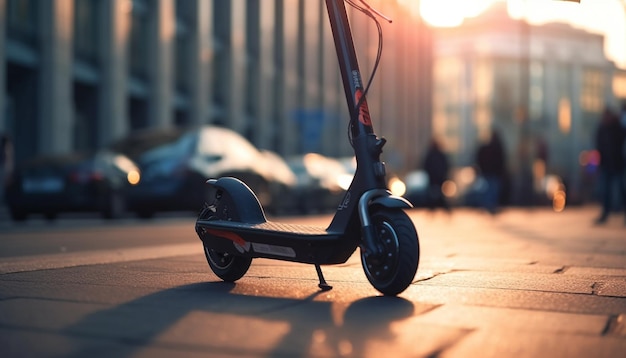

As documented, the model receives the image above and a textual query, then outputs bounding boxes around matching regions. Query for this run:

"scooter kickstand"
[315,264,333,291]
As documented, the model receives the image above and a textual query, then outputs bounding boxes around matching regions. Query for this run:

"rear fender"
[207,177,267,224]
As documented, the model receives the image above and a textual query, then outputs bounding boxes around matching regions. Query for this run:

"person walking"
[0,134,14,205]
[594,107,626,225]
[476,130,507,214]
[422,138,451,212]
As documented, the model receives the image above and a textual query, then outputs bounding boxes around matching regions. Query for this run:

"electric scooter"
[195,0,419,296]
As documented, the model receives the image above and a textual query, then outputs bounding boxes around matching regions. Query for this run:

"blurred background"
[1,0,625,220]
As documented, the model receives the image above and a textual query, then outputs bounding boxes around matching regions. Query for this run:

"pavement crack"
[413,271,447,284]
[591,282,604,295]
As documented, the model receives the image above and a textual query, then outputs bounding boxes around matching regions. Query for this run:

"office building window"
[614,72,626,100]
[175,1,193,93]
[492,60,518,122]
[129,0,150,80]
[74,0,99,65]
[529,61,544,120]
[212,0,231,120]
[580,69,605,113]
[6,0,38,45]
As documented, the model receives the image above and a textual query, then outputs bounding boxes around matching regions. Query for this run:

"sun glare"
[398,0,626,67]
[418,0,497,27]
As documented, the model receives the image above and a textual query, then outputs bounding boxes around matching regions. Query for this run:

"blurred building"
[432,3,624,204]
[0,0,433,176]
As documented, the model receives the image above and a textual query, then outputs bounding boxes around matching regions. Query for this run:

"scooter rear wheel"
[204,245,252,282]
[198,204,252,282]
[361,208,419,296]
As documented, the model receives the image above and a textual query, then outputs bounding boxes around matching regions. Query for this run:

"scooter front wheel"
[204,246,252,282]
[361,208,420,296]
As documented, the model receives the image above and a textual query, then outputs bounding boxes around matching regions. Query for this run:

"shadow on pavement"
[63,281,415,357]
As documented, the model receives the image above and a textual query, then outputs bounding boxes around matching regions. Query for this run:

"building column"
[189,0,211,126]
[379,1,399,153]
[298,0,323,153]
[569,62,583,203]
[228,0,246,134]
[39,0,74,154]
[98,0,130,146]
[320,0,343,156]
[148,0,174,129]
[256,0,276,150]
[281,0,300,154]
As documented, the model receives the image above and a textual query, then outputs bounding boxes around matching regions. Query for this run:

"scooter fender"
[359,189,412,256]
[370,194,413,210]
[206,177,267,224]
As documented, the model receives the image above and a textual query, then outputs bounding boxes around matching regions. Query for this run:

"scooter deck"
[196,219,334,238]
[196,219,357,264]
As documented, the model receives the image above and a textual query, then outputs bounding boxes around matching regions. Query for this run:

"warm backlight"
[416,0,496,27]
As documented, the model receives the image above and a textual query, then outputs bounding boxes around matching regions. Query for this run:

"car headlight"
[127,170,141,185]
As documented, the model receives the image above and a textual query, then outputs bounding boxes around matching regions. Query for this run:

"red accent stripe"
[205,229,247,247]
[355,88,372,126]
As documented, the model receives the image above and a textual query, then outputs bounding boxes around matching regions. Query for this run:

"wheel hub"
[362,221,399,282]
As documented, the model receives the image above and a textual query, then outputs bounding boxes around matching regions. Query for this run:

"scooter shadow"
[63,281,415,357]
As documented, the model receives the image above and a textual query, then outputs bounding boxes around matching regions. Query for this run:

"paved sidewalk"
[0,206,625,357]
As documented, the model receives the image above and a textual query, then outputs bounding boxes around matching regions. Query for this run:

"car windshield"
[196,127,258,161]
[139,132,196,165]
[109,129,186,161]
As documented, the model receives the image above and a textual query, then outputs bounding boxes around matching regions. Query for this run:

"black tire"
[198,203,252,282]
[361,208,420,296]
[204,245,252,282]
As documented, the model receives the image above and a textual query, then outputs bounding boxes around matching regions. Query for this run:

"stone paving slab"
[412,304,609,335]
[565,266,626,277]
[441,330,626,358]
[597,281,626,298]
[404,284,626,315]
[0,206,625,357]
[420,270,597,294]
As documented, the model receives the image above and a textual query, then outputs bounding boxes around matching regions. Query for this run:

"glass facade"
[174,0,193,95]
[432,6,621,205]
[6,0,38,45]
[212,0,230,124]
[129,0,150,81]
[580,69,605,114]
[1,0,433,175]
[73,0,99,65]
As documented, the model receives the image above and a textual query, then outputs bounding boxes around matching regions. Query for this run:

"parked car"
[401,170,430,207]
[258,150,299,215]
[110,125,293,218]
[287,153,353,214]
[5,150,139,221]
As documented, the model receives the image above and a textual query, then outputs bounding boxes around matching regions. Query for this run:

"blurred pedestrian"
[476,130,507,214]
[422,138,451,212]
[621,101,626,129]
[0,133,14,205]
[621,101,626,164]
[594,106,626,225]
